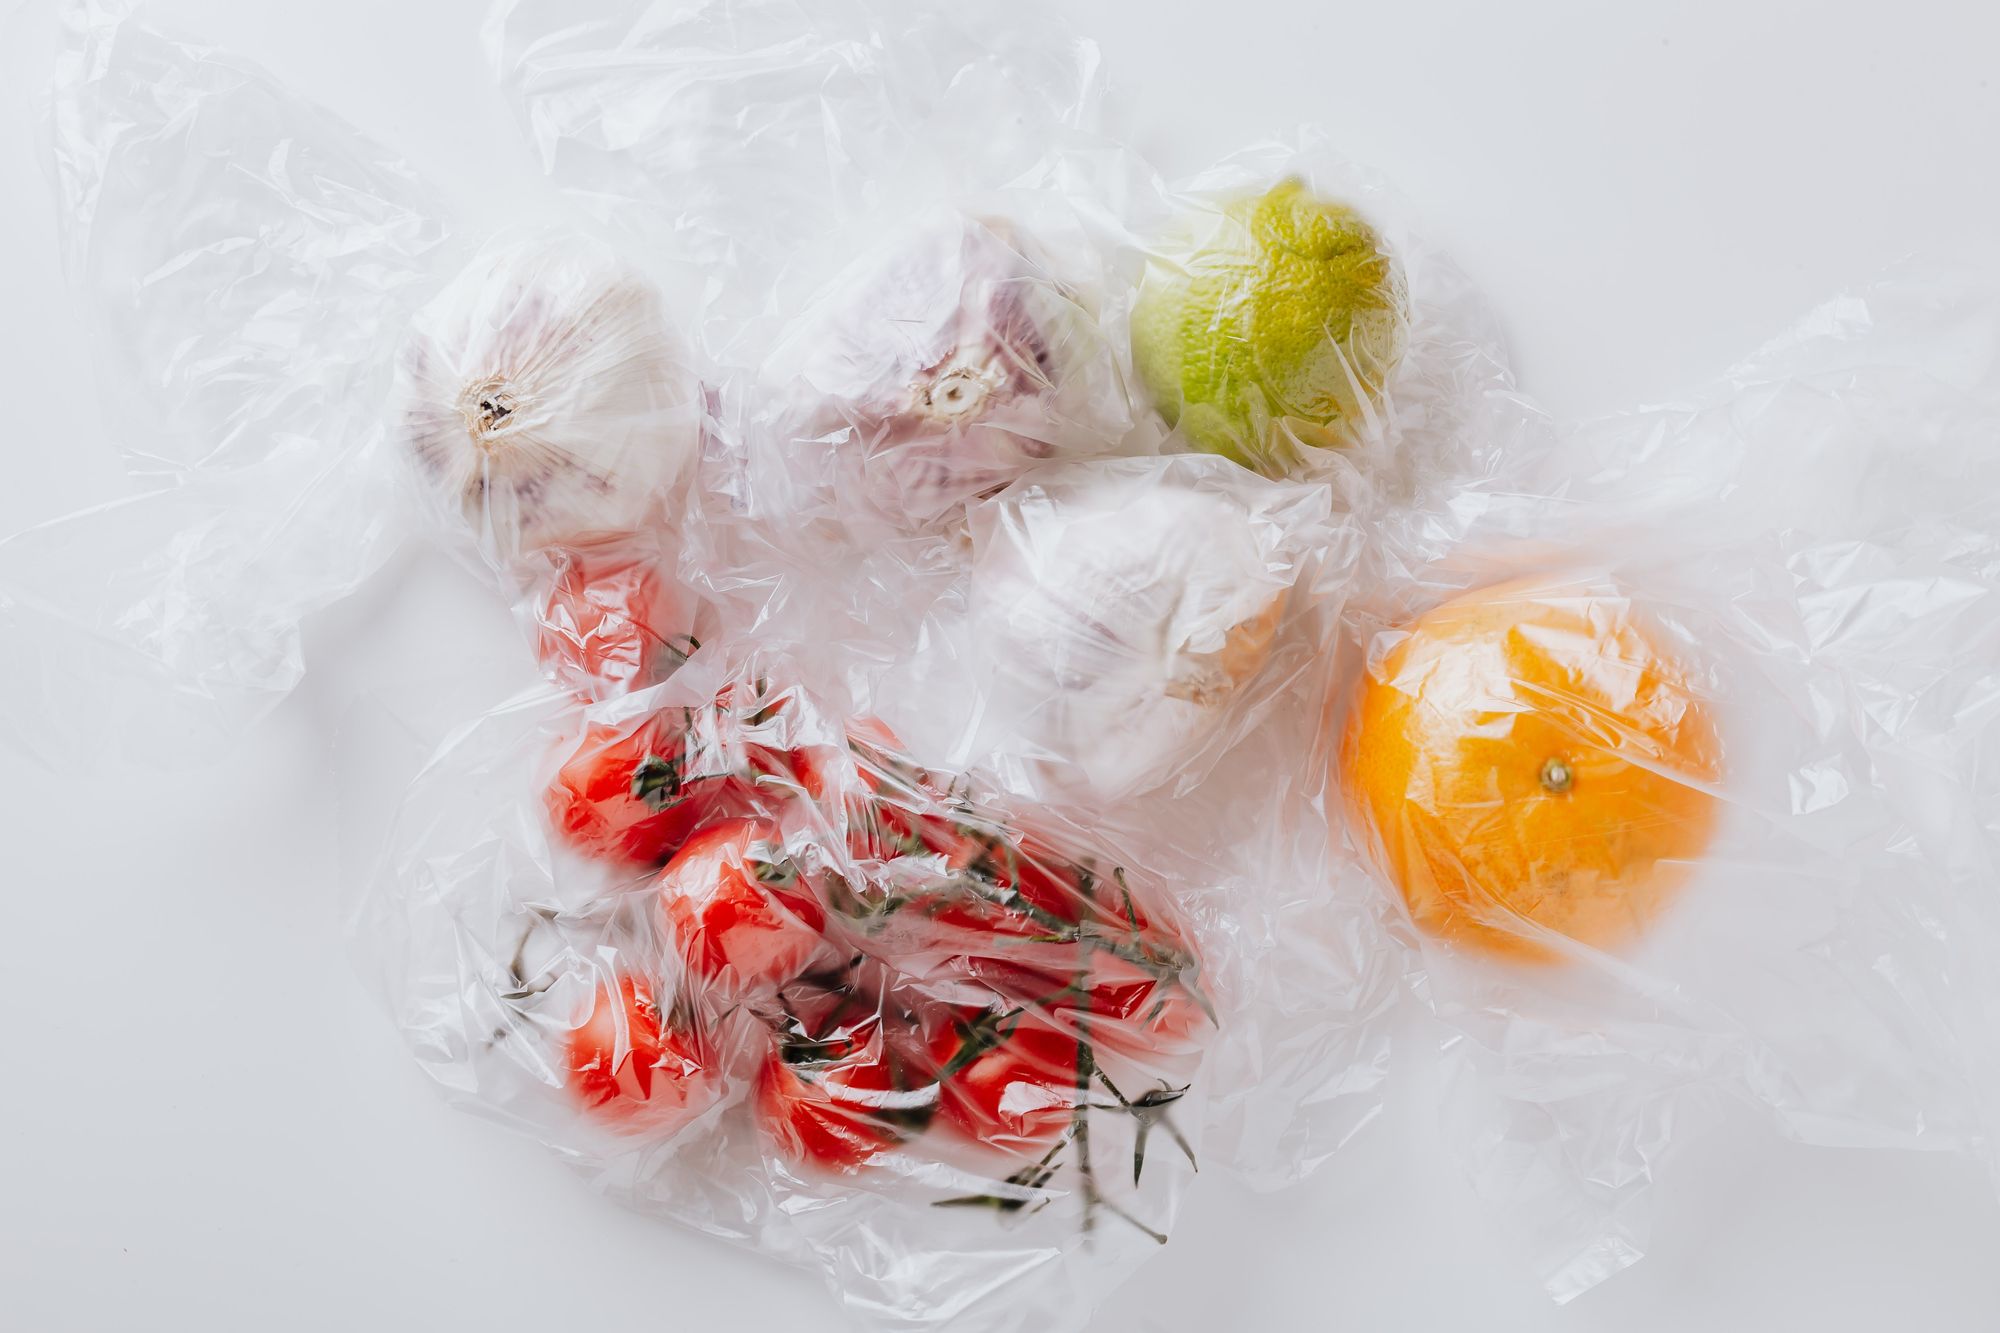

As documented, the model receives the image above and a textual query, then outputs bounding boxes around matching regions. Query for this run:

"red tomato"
[1003,840,1096,924]
[658,818,832,995]
[838,724,981,865]
[767,742,839,803]
[881,836,1129,950]
[845,716,905,755]
[694,681,845,802]
[755,1024,935,1172]
[545,712,759,867]
[846,794,965,867]
[565,976,713,1129]
[774,969,885,1046]
[950,951,1078,1007]
[936,1019,1083,1156]
[1072,951,1212,1066]
[535,553,695,700]
[954,834,1140,930]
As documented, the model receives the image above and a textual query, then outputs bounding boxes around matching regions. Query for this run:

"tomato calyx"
[630,748,688,812]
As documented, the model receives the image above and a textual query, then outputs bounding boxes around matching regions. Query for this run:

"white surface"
[5,1,2000,1329]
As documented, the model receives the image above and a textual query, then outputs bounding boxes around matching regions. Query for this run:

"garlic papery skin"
[396,240,699,568]
[768,212,1129,528]
[967,466,1296,802]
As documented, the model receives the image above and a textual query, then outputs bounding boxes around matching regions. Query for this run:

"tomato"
[874,837,1142,955]
[935,1018,1083,1156]
[1000,840,1097,925]
[846,794,965,867]
[545,711,759,867]
[950,951,1078,1007]
[774,971,883,1046]
[697,681,852,803]
[844,716,905,755]
[767,741,839,803]
[953,835,1143,931]
[838,724,981,864]
[565,976,713,1129]
[1072,951,1212,1066]
[757,1058,898,1171]
[755,1020,937,1172]
[822,842,1072,971]
[534,552,695,700]
[658,818,833,995]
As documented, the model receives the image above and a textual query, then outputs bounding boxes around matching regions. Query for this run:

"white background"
[5,1,2000,1329]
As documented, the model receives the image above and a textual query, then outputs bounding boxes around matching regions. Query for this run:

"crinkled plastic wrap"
[755,208,1135,533]
[11,0,2000,1327]
[878,454,1343,806]
[369,652,1229,1329]
[390,234,714,692]
[1331,273,2000,1299]
[0,1,443,765]
[2,6,709,754]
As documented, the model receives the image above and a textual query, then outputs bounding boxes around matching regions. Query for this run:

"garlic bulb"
[968,468,1295,801]
[771,213,1125,526]
[396,241,698,566]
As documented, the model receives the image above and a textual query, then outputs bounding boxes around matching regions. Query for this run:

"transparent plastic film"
[389,234,714,703]
[386,1,1462,1319]
[359,651,1223,1332]
[1121,138,1546,523]
[1329,272,2000,1298]
[14,0,2000,1325]
[874,453,1348,807]
[486,0,1105,349]
[0,6,727,764]
[0,4,441,766]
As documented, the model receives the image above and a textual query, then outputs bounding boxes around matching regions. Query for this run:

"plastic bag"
[883,453,1343,805]
[5,4,1436,1327]
[484,0,1537,1203]
[14,0,2000,1326]
[377,5,1446,1323]
[1327,269,2000,1297]
[754,208,1137,533]
[363,652,1229,1329]
[0,1,443,767]
[480,0,2000,1308]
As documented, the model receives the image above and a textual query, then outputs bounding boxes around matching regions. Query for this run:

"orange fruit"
[1340,579,1722,962]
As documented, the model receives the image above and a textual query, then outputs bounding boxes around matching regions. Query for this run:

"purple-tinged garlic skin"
[776,214,1121,526]
[396,241,699,568]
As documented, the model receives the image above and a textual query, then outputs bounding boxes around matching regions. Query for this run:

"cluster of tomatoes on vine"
[525,550,1214,1195]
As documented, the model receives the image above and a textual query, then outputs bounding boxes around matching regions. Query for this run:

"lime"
[1130,178,1407,473]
